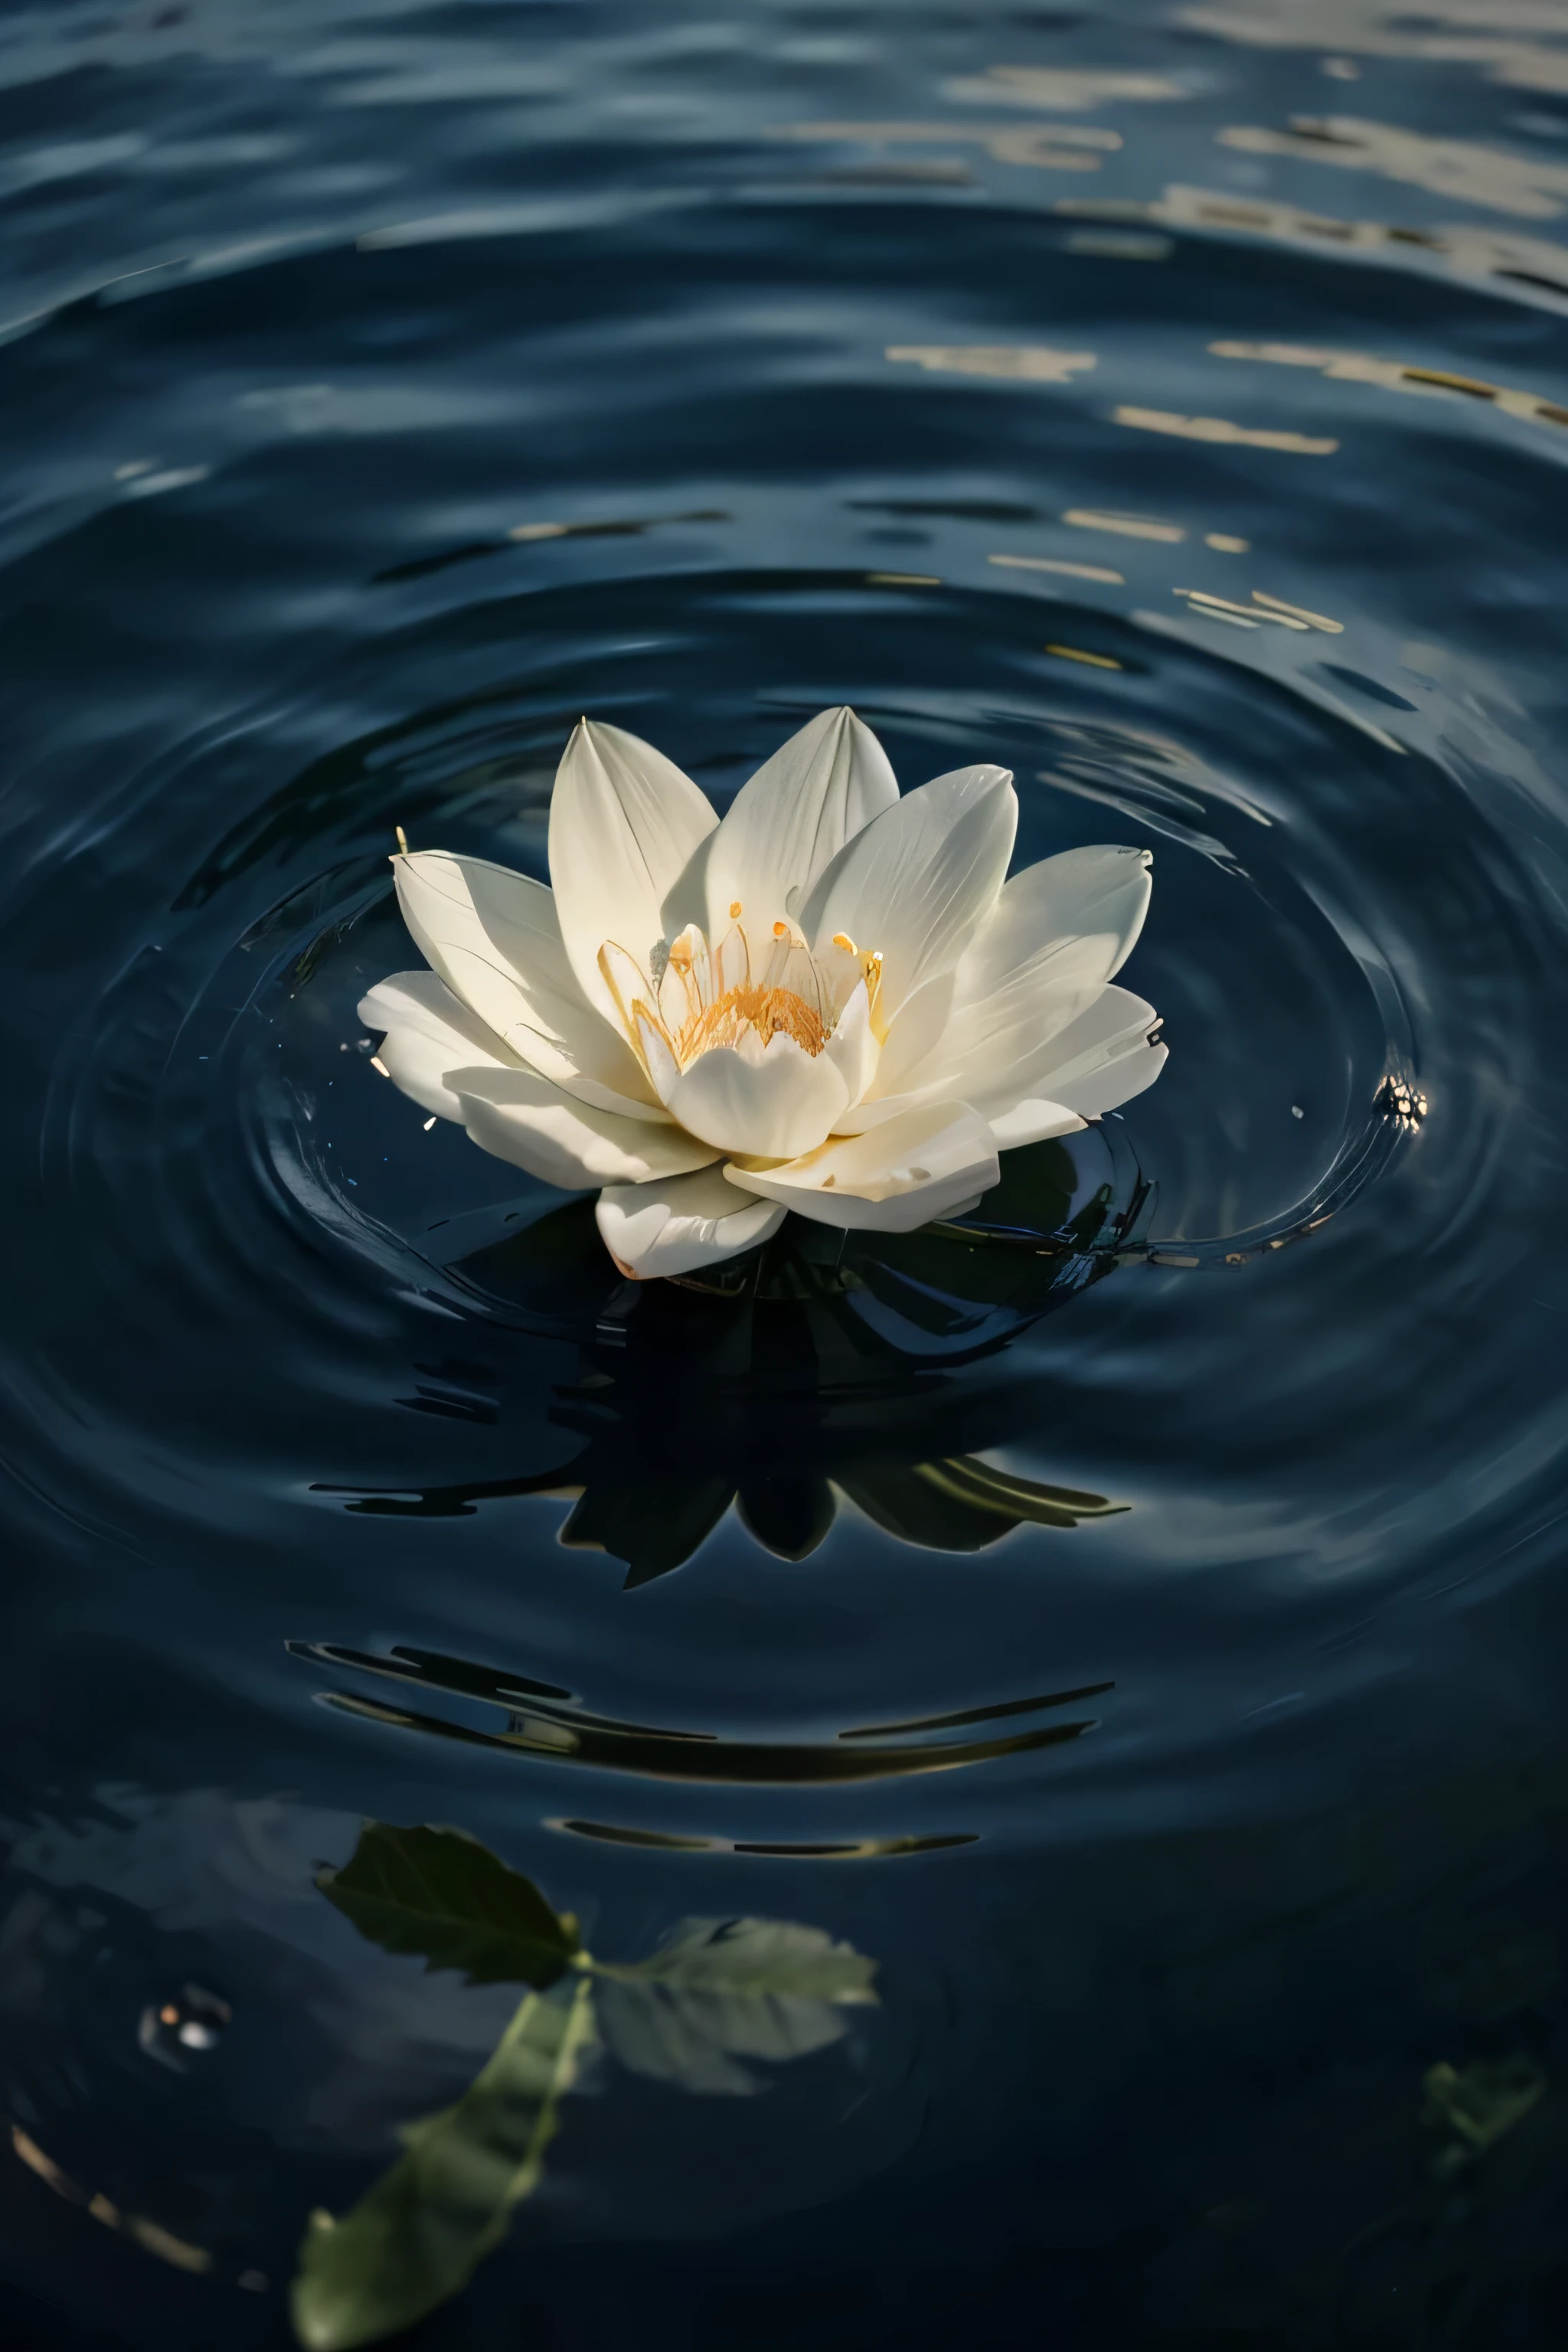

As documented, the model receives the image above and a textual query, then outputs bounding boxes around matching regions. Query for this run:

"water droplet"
[138,1984,231,2069]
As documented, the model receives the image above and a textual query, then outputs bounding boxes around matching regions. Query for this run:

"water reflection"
[1183,3,1568,99]
[1209,336,1568,436]
[1059,187,1568,305]
[289,1639,1112,1783]
[9,2128,214,2277]
[770,119,1123,174]
[137,1984,230,2070]
[1217,114,1568,217]
[312,1140,1147,1585]
[942,67,1187,110]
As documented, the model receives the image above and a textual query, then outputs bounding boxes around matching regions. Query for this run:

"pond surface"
[3,2,1568,2345]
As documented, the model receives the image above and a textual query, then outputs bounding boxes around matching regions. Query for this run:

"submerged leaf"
[317,1822,579,1987]
[292,1976,596,2352]
[626,1916,879,2004]
[596,1916,879,2093]
[1423,2056,1545,2149]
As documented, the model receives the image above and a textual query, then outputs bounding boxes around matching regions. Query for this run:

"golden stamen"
[831,932,856,954]
[730,900,743,918]
[678,983,828,1062]
[773,920,789,939]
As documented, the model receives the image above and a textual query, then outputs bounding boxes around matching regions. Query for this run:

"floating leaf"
[596,1916,878,2094]
[292,1976,596,2352]
[317,1822,578,1987]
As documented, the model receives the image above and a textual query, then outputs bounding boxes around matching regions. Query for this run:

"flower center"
[677,983,828,1063]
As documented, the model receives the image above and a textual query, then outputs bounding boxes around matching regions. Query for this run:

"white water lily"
[360,707,1166,1279]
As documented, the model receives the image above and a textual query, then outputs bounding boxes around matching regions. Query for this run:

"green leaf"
[317,1822,579,1988]
[595,1916,879,2095]
[625,1916,879,2004]
[292,1975,596,2351]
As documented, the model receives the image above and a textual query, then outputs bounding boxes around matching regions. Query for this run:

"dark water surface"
[4,2,1568,2344]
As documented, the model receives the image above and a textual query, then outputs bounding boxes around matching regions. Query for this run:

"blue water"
[5,2,1568,2344]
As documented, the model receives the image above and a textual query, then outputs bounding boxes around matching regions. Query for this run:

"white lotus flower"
[360,708,1166,1280]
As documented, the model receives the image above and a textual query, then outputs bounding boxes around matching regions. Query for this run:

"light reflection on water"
[2,1,1568,2344]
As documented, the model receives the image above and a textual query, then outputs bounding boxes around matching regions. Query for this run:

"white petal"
[1030,985,1165,1113]
[1051,1036,1168,1118]
[358,971,520,1121]
[595,1165,786,1280]
[959,844,1152,1004]
[393,850,660,1113]
[803,763,1018,1027]
[987,1098,1086,1148]
[547,718,717,1031]
[821,978,879,1109]
[727,1100,998,1232]
[863,969,955,1099]
[704,707,898,941]
[712,920,750,995]
[861,846,1153,1110]
[449,1066,720,1189]
[664,1033,848,1158]
[633,1006,682,1104]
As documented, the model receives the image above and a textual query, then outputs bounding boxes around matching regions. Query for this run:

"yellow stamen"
[831,932,855,954]
[729,900,742,919]
[394,825,409,854]
[678,983,827,1061]
[773,920,789,939]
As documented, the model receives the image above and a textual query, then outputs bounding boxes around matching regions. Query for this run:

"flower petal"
[847,986,1165,1135]
[821,978,879,1108]
[663,1032,849,1158]
[727,1100,998,1231]
[802,763,1018,1026]
[863,969,955,1100]
[986,1097,1086,1148]
[959,844,1153,1005]
[703,706,898,940]
[359,971,520,1121]
[1034,986,1168,1116]
[860,845,1152,1110]
[547,717,718,1031]
[393,850,661,1114]
[449,1065,720,1188]
[1056,1039,1167,1118]
[596,1165,786,1280]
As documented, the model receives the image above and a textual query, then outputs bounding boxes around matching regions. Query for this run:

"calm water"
[4,2,1568,2344]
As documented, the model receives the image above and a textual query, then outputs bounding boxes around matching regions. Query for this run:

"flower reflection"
[317,1148,1148,1584]
[361,708,1165,1279]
